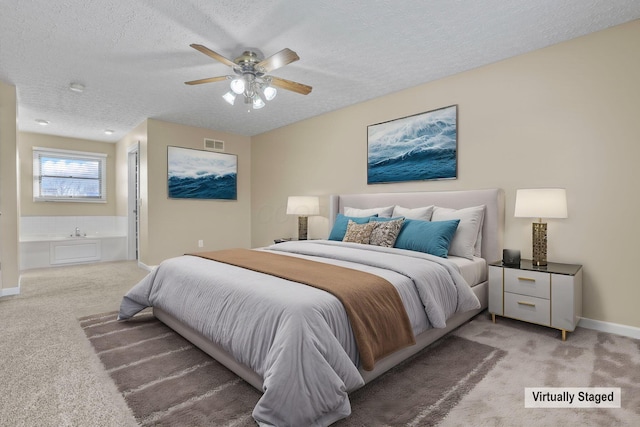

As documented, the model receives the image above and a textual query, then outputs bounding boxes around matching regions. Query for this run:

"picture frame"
[167,146,237,200]
[367,104,458,184]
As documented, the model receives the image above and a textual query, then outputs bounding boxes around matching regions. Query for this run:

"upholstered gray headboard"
[328,188,505,263]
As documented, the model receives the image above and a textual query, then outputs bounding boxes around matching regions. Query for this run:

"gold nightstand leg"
[491,313,496,323]
[562,330,567,341]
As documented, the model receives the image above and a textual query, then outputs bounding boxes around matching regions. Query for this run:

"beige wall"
[251,21,640,328]
[0,81,20,289]
[140,119,251,266]
[18,132,117,217]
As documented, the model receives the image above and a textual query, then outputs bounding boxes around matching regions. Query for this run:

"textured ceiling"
[1,0,639,142]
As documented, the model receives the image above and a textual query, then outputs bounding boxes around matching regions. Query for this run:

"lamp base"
[297,216,308,240]
[532,222,547,266]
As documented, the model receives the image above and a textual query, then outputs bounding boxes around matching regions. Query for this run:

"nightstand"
[488,260,582,341]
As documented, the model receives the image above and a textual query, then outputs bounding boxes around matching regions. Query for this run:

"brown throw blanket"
[188,248,416,371]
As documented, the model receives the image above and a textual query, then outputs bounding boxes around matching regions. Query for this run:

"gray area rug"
[80,311,505,426]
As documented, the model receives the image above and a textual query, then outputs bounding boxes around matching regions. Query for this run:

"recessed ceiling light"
[69,83,85,93]
[104,129,115,135]
[35,119,49,125]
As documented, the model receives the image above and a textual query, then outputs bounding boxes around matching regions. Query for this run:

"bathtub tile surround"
[20,216,128,269]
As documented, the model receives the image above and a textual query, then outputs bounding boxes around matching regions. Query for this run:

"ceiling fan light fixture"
[222,91,236,105]
[263,85,277,101]
[230,78,245,95]
[185,44,312,110]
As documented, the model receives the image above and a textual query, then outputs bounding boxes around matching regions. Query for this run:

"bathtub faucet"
[75,227,81,237]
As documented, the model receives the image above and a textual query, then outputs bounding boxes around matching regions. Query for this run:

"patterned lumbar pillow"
[342,220,377,244]
[369,218,405,247]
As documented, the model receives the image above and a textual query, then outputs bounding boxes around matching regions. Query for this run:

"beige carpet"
[0,261,147,427]
[2,260,640,426]
[443,316,640,427]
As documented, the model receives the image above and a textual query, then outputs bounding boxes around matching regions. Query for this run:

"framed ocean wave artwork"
[367,105,458,184]
[167,146,237,200]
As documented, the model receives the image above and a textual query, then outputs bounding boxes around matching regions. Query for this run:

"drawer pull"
[518,276,536,282]
[517,301,536,307]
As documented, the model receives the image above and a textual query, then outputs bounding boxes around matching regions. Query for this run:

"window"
[33,147,107,203]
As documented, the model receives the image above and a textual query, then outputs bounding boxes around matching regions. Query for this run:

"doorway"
[127,143,140,261]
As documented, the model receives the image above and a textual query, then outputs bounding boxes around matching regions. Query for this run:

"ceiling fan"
[185,44,312,110]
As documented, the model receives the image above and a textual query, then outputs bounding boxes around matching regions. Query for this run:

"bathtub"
[20,234,128,270]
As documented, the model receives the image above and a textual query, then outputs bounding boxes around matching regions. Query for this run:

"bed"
[118,188,504,426]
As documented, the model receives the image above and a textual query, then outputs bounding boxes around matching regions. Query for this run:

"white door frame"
[127,143,140,261]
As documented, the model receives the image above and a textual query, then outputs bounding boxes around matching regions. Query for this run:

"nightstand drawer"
[504,269,550,299]
[504,293,550,326]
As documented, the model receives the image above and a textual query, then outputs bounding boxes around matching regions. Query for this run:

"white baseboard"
[578,317,640,340]
[0,286,21,297]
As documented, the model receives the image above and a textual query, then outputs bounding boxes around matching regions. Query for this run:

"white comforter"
[118,240,480,426]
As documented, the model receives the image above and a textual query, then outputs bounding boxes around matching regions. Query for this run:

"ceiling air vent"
[204,138,224,151]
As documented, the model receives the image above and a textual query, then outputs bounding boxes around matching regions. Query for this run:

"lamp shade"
[286,196,320,216]
[263,86,277,101]
[230,78,245,94]
[222,91,236,105]
[514,188,568,219]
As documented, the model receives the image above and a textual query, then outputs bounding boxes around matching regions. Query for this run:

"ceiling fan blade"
[270,77,312,95]
[257,48,299,73]
[190,44,236,67]
[184,76,228,85]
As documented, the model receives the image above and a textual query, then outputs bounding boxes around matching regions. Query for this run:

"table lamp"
[514,188,568,266]
[286,196,320,240]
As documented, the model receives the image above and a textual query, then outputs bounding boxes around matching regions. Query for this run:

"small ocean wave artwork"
[367,105,457,184]
[167,146,237,200]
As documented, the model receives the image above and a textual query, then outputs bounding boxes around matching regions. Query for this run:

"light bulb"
[230,78,245,95]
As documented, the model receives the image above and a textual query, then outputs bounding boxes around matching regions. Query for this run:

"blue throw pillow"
[394,219,460,258]
[328,213,378,241]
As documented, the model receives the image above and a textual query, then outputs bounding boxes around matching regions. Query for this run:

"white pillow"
[431,205,485,260]
[392,205,434,221]
[344,205,394,218]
